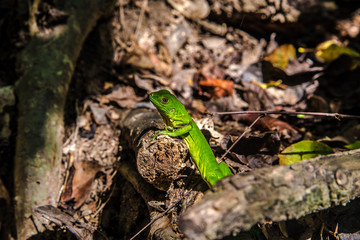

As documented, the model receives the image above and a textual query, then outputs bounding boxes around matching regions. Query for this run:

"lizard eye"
[161,97,168,104]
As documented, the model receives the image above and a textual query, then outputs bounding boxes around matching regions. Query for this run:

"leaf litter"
[33,0,360,239]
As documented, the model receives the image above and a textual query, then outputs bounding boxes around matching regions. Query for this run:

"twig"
[134,0,148,37]
[119,0,125,29]
[129,188,194,240]
[212,110,360,119]
[219,114,264,162]
[57,100,80,203]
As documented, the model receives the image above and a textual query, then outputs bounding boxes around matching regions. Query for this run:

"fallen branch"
[179,149,360,240]
[212,110,360,119]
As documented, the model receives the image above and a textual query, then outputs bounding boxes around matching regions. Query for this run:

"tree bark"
[118,108,185,240]
[14,0,115,239]
[179,149,360,240]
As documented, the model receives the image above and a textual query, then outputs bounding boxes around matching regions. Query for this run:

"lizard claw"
[152,133,159,141]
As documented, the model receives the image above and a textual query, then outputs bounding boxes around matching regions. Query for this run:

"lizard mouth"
[149,93,155,103]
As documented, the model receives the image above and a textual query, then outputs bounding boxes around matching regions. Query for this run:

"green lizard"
[150,90,232,187]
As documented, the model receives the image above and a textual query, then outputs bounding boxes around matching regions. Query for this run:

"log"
[179,149,360,240]
[119,108,189,191]
[118,108,186,240]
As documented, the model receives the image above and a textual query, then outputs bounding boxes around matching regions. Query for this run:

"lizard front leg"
[153,122,193,140]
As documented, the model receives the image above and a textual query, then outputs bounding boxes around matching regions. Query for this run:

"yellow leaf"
[315,40,360,62]
[279,140,333,165]
[264,44,296,69]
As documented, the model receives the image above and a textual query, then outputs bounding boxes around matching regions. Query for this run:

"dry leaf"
[198,77,234,99]
[264,44,296,69]
[242,114,300,141]
[61,160,104,209]
[104,85,144,108]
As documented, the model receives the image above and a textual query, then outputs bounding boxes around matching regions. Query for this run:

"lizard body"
[150,90,232,187]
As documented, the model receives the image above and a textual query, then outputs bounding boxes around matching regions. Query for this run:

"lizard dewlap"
[150,90,232,187]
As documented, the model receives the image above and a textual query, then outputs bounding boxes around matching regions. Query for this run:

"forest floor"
[1,0,360,239]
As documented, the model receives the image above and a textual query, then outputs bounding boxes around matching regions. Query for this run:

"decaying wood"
[118,157,176,240]
[34,205,96,240]
[14,0,115,239]
[119,108,189,191]
[179,149,360,240]
[119,108,187,239]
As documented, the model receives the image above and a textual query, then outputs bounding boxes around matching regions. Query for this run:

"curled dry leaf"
[134,74,155,92]
[170,68,197,99]
[201,62,225,80]
[191,99,207,114]
[264,44,296,70]
[166,19,192,58]
[104,85,144,108]
[221,131,281,156]
[241,81,275,110]
[122,42,172,76]
[88,102,108,125]
[61,160,105,209]
[242,114,300,141]
[246,154,278,169]
[198,77,234,99]
[221,131,280,170]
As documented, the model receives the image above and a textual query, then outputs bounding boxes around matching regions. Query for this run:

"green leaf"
[345,140,360,150]
[296,114,305,119]
[279,140,333,165]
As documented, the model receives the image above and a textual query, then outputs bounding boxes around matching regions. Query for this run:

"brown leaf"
[241,81,275,110]
[88,102,108,125]
[242,114,300,141]
[221,132,280,170]
[104,85,144,108]
[122,41,172,76]
[61,160,104,209]
[221,131,281,156]
[246,154,278,168]
[198,77,234,99]
[191,99,207,114]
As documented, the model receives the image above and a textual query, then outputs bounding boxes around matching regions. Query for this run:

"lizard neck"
[164,112,192,128]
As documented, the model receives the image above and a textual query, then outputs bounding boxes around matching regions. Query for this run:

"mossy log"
[179,149,360,240]
[14,0,114,239]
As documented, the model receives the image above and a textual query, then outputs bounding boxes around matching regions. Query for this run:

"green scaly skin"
[150,90,232,187]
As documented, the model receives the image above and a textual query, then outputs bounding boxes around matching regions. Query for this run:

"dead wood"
[179,149,360,240]
[119,108,189,191]
[119,108,185,240]
[34,205,96,240]
[14,0,115,239]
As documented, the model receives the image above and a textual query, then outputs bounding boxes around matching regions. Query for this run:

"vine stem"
[211,110,360,119]
[219,114,264,162]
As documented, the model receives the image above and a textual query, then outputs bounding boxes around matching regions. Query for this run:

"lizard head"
[150,90,188,125]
